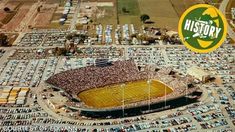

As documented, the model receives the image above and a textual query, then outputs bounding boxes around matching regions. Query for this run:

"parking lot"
[0,37,234,131]
[16,30,68,47]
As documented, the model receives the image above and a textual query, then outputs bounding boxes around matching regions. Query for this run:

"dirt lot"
[0,1,21,25]
[0,0,69,31]
[31,4,57,28]
[5,1,22,10]
[0,11,7,23]
[0,1,38,31]
[2,4,32,31]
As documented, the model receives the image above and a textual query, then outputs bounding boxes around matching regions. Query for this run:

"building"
[187,66,211,83]
[47,93,67,110]
[0,87,29,105]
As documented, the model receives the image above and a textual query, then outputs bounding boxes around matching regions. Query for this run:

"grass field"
[118,0,140,16]
[116,0,203,30]
[78,80,173,108]
[117,0,141,26]
[138,0,179,30]
[96,6,117,25]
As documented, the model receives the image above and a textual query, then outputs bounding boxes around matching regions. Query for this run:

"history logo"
[178,4,227,53]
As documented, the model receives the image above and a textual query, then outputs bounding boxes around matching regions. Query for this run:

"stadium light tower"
[147,80,151,111]
[185,77,188,102]
[147,65,152,111]
[121,83,125,117]
[164,83,166,107]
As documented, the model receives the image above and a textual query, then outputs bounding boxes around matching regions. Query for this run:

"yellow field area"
[78,80,173,108]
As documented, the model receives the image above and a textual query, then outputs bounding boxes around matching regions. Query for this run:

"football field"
[78,80,173,108]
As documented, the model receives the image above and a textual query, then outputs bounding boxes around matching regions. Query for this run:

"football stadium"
[46,60,202,118]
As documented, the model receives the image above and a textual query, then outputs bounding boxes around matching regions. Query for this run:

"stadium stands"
[46,60,148,95]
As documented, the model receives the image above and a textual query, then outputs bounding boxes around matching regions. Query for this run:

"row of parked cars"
[18,31,67,47]
[0,58,57,87]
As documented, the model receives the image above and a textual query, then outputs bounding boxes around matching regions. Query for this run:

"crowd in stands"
[46,60,148,95]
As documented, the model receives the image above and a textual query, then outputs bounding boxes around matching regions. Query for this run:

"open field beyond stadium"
[78,80,173,108]
[117,0,203,30]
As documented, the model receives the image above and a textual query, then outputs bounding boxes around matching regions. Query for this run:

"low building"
[47,93,67,109]
[0,87,29,105]
[187,66,211,83]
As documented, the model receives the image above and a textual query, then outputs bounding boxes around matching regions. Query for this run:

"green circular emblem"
[178,4,227,53]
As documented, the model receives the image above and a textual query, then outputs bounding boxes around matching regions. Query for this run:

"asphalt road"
[70,0,81,31]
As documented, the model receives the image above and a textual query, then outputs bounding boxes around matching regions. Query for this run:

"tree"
[66,34,73,40]
[0,33,8,46]
[3,7,10,12]
[122,7,129,13]
[122,7,130,13]
[54,47,60,55]
[140,14,150,23]
[37,7,41,12]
